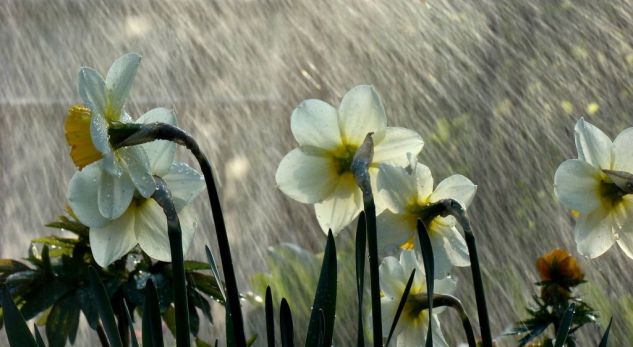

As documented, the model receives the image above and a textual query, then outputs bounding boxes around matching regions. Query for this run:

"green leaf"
[0,259,31,278]
[204,246,226,302]
[195,337,214,347]
[143,279,164,347]
[78,286,99,329]
[416,219,434,347]
[355,212,366,347]
[598,317,612,347]
[45,293,80,347]
[187,272,224,304]
[246,334,258,346]
[122,300,139,347]
[46,216,89,238]
[20,280,72,320]
[305,230,337,347]
[31,236,78,250]
[386,269,416,346]
[280,298,294,347]
[554,303,575,347]
[88,267,124,347]
[183,261,211,272]
[265,287,275,347]
[2,286,38,347]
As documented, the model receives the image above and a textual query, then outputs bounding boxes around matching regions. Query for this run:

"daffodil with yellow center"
[379,250,456,347]
[554,118,633,259]
[65,53,173,220]
[275,85,424,235]
[376,162,477,278]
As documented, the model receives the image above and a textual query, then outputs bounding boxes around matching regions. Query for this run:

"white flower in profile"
[275,85,424,235]
[65,53,159,220]
[380,250,456,347]
[554,118,633,259]
[376,162,476,278]
[67,110,206,267]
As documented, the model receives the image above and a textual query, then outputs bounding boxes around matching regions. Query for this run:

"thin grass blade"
[554,303,575,347]
[280,298,294,347]
[356,212,367,347]
[386,269,416,346]
[265,287,275,347]
[305,230,337,347]
[416,220,434,347]
[88,267,123,347]
[598,317,612,347]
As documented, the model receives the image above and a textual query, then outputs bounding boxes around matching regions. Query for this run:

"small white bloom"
[76,53,166,219]
[275,85,424,235]
[380,250,456,347]
[67,111,205,267]
[376,162,476,278]
[554,118,633,259]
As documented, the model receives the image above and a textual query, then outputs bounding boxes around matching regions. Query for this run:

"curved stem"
[114,123,247,346]
[152,177,190,347]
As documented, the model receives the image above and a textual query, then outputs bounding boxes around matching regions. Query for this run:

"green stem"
[152,177,190,347]
[113,123,247,346]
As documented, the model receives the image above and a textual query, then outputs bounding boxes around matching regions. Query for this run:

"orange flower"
[535,248,584,286]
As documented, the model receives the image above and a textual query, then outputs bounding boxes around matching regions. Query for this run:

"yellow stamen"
[65,104,103,169]
[400,236,415,250]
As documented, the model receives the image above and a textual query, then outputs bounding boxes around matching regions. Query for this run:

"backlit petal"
[67,163,109,228]
[554,159,602,214]
[338,85,387,147]
[377,211,416,253]
[276,148,339,204]
[372,127,424,167]
[314,173,362,235]
[430,175,477,209]
[137,108,177,176]
[98,170,135,220]
[90,207,137,267]
[105,53,141,118]
[119,146,156,198]
[291,99,342,151]
[415,164,434,204]
[575,208,616,258]
[612,127,633,174]
[574,118,612,169]
[377,164,417,214]
[163,162,205,211]
[134,199,170,261]
[78,67,106,115]
[379,256,406,298]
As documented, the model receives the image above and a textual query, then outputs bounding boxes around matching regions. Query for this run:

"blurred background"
[2,0,633,345]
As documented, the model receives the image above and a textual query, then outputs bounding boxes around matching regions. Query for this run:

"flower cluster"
[275,85,477,345]
[64,53,205,267]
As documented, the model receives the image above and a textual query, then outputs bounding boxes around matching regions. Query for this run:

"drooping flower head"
[65,53,168,220]
[379,250,456,347]
[275,85,424,235]
[67,110,205,267]
[377,162,476,278]
[554,118,633,259]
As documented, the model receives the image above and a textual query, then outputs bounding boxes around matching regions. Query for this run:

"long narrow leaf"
[33,324,45,347]
[356,212,367,347]
[280,298,294,347]
[142,280,164,347]
[205,246,226,302]
[386,269,416,346]
[305,230,337,347]
[554,303,575,347]
[598,317,612,347]
[88,267,123,347]
[265,287,275,347]
[122,300,139,347]
[1,286,38,347]
[416,220,434,347]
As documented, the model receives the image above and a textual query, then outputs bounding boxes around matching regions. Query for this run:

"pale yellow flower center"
[64,104,103,169]
[332,144,359,175]
[599,177,628,210]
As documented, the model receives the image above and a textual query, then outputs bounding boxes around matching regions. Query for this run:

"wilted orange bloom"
[535,248,584,286]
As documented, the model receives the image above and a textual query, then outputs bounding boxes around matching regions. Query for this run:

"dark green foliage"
[416,220,435,347]
[1,286,38,347]
[553,303,575,347]
[280,298,294,347]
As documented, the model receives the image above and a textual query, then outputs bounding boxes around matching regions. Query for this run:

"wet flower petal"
[314,173,362,235]
[338,85,387,146]
[429,174,477,208]
[554,159,602,214]
[372,127,424,167]
[574,117,612,169]
[276,148,339,204]
[137,107,177,176]
[377,164,417,214]
[291,99,342,151]
[575,207,615,258]
[105,53,141,119]
[90,206,138,267]
[97,169,135,220]
[67,163,110,228]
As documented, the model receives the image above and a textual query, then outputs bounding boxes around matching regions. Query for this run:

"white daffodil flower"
[275,85,424,235]
[554,118,633,259]
[380,250,456,347]
[67,110,205,267]
[66,53,160,220]
[376,162,476,278]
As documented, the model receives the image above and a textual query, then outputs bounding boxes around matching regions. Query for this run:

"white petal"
[379,256,406,298]
[276,148,339,204]
[178,206,199,257]
[314,173,363,235]
[429,223,469,278]
[614,197,633,259]
[90,207,137,267]
[397,323,427,347]
[575,208,615,258]
[574,118,612,169]
[372,127,424,166]
[100,152,123,177]
[429,175,477,209]
[119,146,156,198]
[134,200,169,261]
[377,211,416,252]
[98,170,135,220]
[431,315,449,347]
[67,163,109,228]
[554,159,603,214]
[78,67,106,115]
[90,113,112,156]
[434,276,457,296]
[429,231,453,280]
[337,85,387,147]
[105,53,141,118]
[137,108,177,176]
[377,164,417,214]
[380,298,400,338]
[415,164,434,204]
[163,162,205,211]
[291,99,342,151]
[612,127,633,174]
[399,250,426,293]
